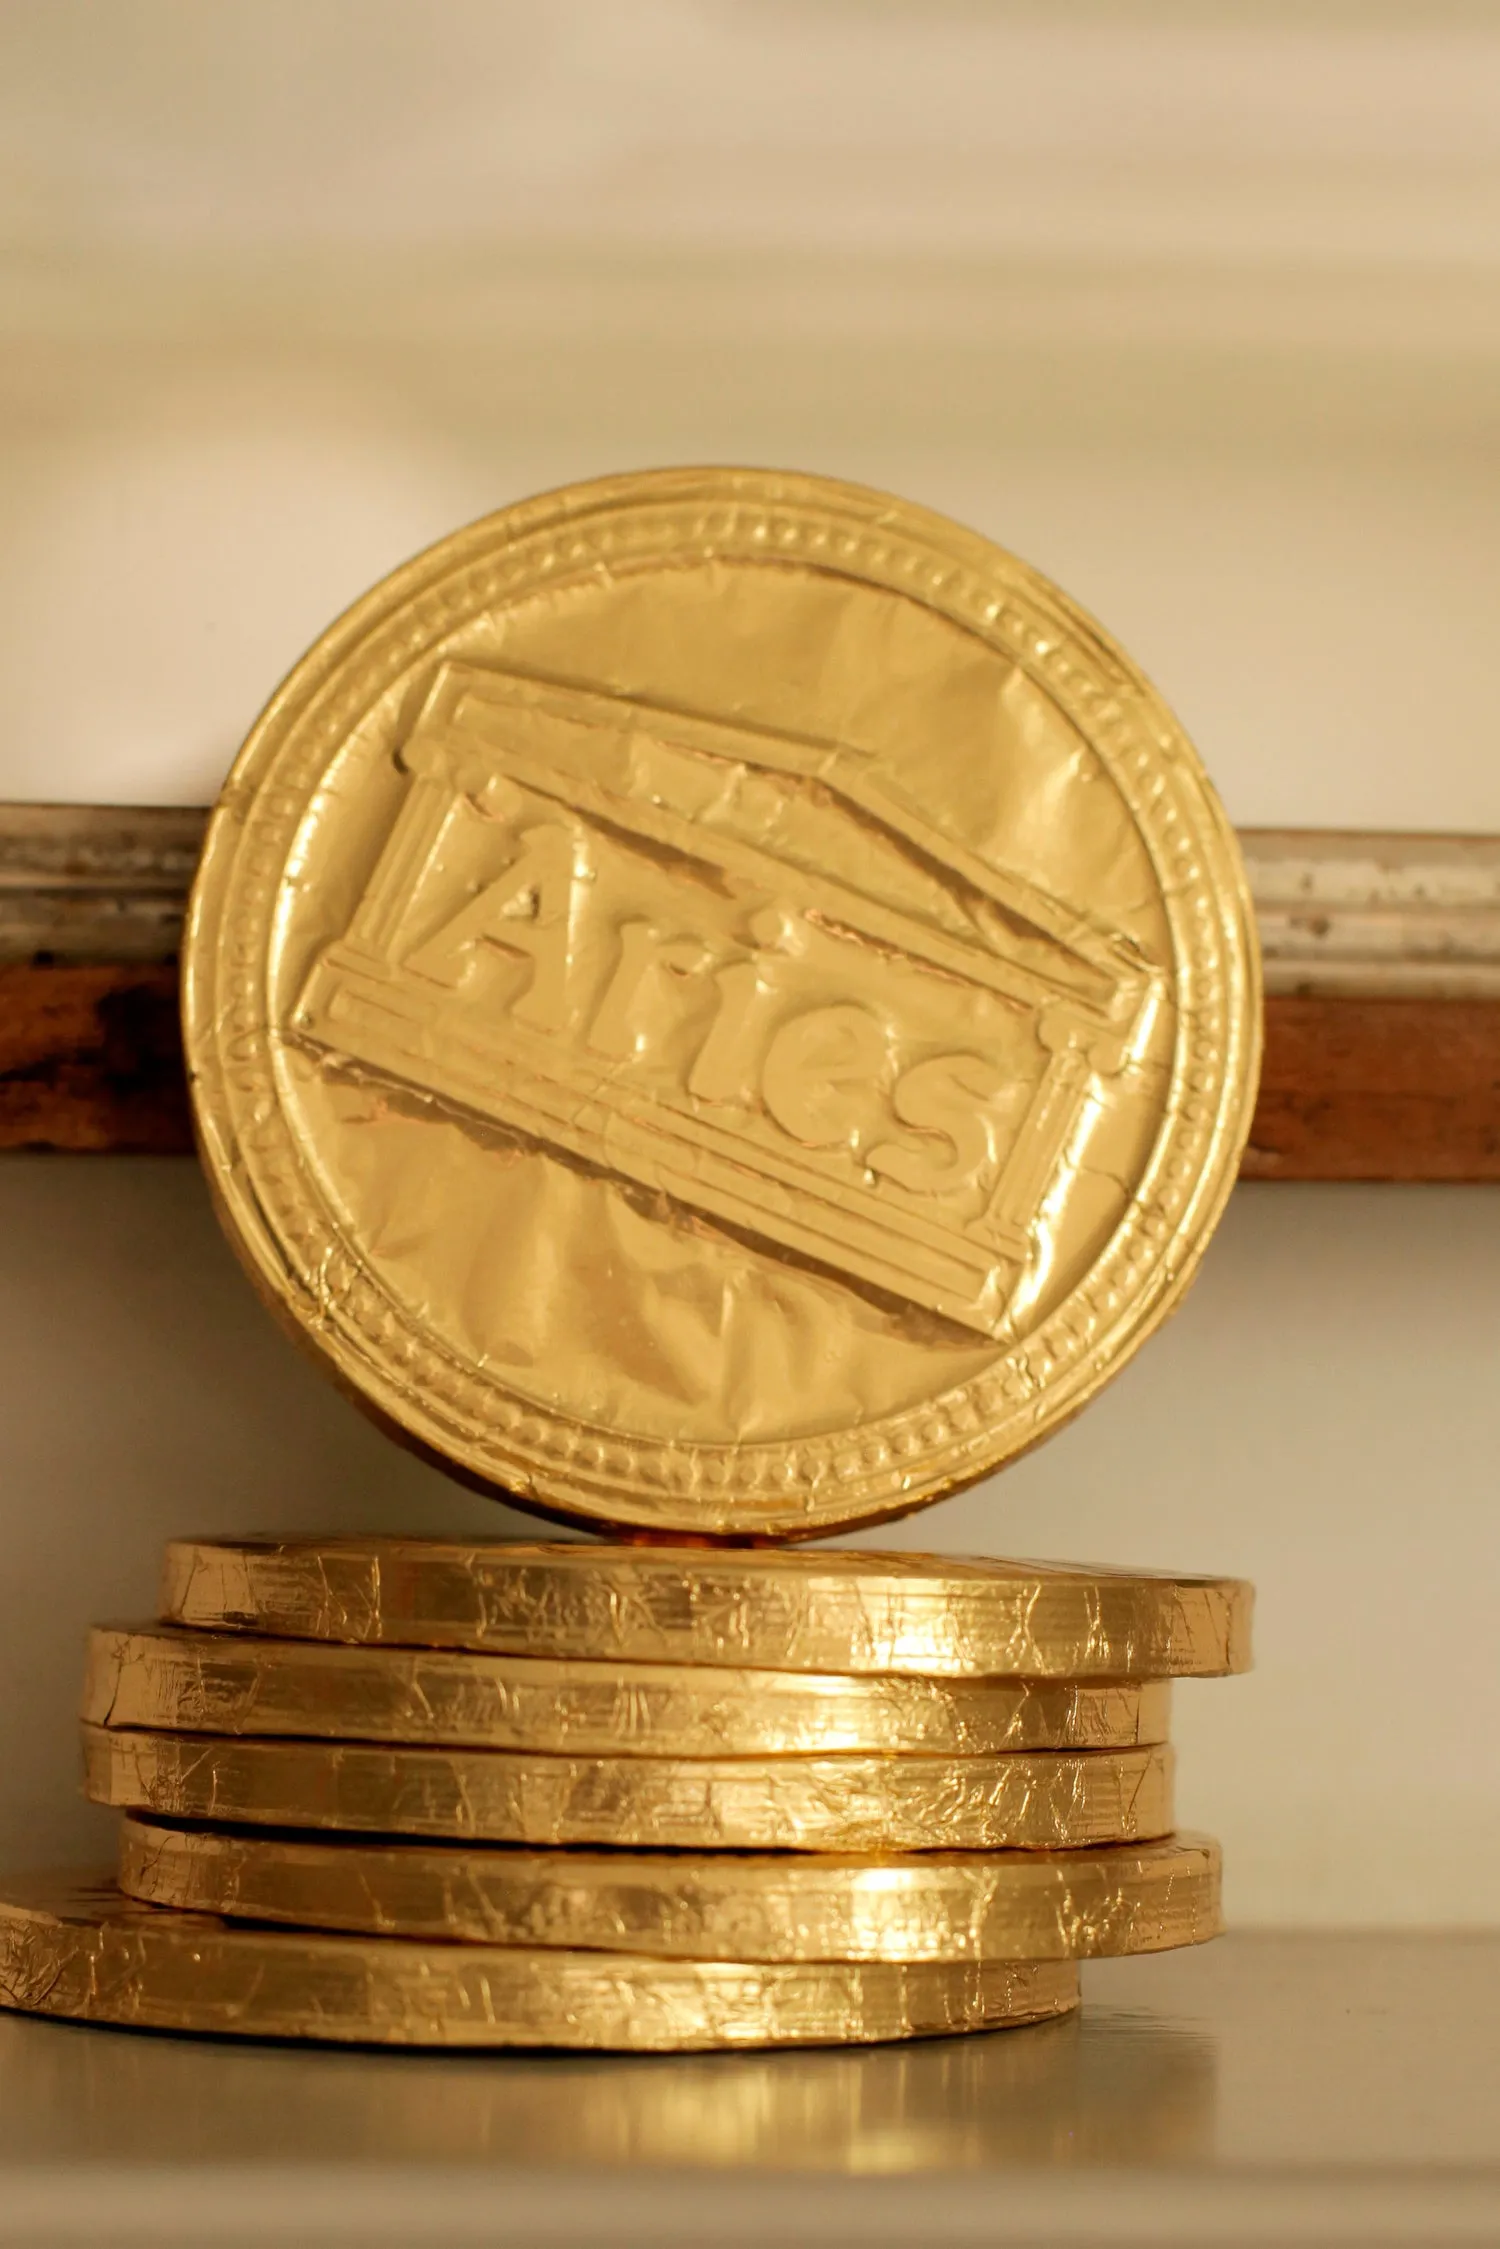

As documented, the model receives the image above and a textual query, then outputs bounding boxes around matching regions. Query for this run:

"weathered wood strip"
[3,807,1498,1175]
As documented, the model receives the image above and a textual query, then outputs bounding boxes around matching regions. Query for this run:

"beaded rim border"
[184,468,1260,1537]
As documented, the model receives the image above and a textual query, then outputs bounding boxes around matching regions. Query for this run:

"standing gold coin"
[162,1538,1252,1678]
[182,468,1259,1538]
[83,1725,1174,1851]
[83,1623,1169,1756]
[0,1874,1076,2049]
[119,1815,1221,1962]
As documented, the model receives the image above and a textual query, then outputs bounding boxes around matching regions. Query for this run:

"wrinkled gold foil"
[84,1623,1170,1756]
[83,1724,1173,1851]
[182,468,1260,1538]
[118,1816,1221,1963]
[0,1873,1076,2049]
[161,1538,1252,1678]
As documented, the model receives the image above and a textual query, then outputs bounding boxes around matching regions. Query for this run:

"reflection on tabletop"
[7,1936,1498,2173]
[0,1959,1213,2173]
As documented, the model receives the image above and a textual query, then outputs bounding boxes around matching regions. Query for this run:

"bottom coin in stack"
[117,1815,1221,1961]
[0,1873,1078,2049]
[81,1725,1173,1850]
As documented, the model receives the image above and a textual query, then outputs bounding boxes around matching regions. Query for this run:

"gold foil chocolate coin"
[0,1874,1076,2048]
[83,1724,1174,1851]
[162,1537,1253,1678]
[119,1816,1222,1963]
[183,468,1259,1537]
[83,1623,1170,1756]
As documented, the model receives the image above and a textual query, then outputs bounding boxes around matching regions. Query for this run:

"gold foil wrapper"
[0,1873,1077,2049]
[182,468,1260,1539]
[162,1538,1252,1679]
[118,1816,1222,1963]
[83,1724,1175,1851]
[84,1623,1169,1756]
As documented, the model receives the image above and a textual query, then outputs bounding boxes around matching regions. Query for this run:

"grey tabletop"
[1,1932,1496,2248]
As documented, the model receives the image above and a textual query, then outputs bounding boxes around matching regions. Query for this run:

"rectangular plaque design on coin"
[291,663,1161,1338]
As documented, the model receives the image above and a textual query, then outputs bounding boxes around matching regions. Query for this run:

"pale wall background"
[1,0,1497,1923]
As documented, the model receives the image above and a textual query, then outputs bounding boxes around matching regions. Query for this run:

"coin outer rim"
[116,1814,1223,1962]
[0,1874,1078,2049]
[82,1723,1177,1851]
[82,1622,1171,1755]
[160,1538,1254,1678]
[183,465,1261,1536]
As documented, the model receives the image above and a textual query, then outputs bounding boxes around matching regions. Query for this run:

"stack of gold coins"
[11,1536,1247,2050]
[0,469,1260,2051]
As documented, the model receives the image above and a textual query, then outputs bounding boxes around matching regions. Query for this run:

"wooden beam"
[1247,996,1500,1181]
[0,961,192,1154]
[1243,828,1500,1001]
[0,803,206,964]
[2,806,1498,1177]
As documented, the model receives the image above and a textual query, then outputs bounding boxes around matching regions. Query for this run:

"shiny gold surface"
[83,1725,1174,1850]
[161,1538,1252,1678]
[182,467,1259,1537]
[84,1623,1170,1756]
[118,1817,1221,1962]
[0,1873,1076,2050]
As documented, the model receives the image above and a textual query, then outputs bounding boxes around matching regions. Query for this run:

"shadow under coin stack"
[0,468,1261,2051]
